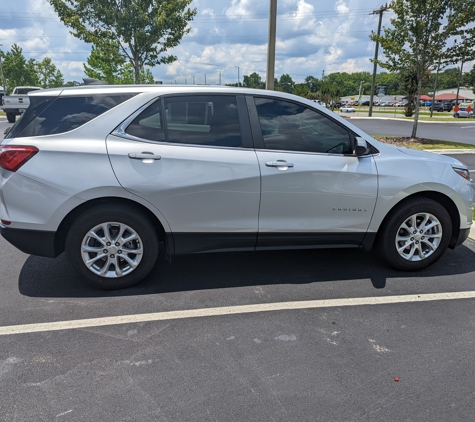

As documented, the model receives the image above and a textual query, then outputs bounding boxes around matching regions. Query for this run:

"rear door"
[107,94,261,254]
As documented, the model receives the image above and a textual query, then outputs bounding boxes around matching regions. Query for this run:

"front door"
[250,96,378,249]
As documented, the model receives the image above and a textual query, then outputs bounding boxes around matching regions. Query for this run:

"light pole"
[235,66,240,86]
[0,44,7,95]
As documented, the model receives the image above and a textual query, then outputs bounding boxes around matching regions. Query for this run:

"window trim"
[113,93,255,150]
[246,94,378,157]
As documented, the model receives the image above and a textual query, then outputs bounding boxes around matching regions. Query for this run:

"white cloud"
[0,0,432,84]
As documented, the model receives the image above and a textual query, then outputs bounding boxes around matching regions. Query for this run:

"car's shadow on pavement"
[18,241,475,298]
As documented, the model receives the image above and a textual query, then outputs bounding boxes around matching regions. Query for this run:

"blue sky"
[0,0,456,85]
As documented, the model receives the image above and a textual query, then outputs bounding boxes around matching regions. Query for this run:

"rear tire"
[378,198,452,271]
[6,113,16,123]
[65,205,159,289]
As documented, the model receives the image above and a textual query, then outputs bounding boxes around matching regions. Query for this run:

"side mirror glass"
[355,137,370,156]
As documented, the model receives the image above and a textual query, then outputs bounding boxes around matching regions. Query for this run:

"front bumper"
[1,225,59,257]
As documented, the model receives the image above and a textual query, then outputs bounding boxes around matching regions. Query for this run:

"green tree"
[463,64,475,89]
[371,0,469,137]
[304,75,320,93]
[318,80,341,108]
[84,41,126,84]
[292,83,310,98]
[48,0,197,84]
[85,41,157,84]
[277,74,295,93]
[36,57,64,88]
[436,67,460,89]
[0,44,38,94]
[243,72,265,89]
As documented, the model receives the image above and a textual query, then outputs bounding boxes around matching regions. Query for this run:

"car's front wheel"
[378,198,452,271]
[65,205,159,289]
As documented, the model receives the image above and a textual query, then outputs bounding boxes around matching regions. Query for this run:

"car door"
[107,94,261,254]
[247,96,378,249]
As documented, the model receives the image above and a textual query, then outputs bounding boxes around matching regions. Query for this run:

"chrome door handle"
[128,152,162,160]
[265,160,294,168]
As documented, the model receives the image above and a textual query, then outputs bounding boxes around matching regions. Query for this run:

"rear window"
[14,88,41,95]
[7,94,136,138]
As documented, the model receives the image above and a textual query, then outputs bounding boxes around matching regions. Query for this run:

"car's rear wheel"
[454,113,459,118]
[65,205,159,289]
[6,113,16,123]
[378,198,452,271]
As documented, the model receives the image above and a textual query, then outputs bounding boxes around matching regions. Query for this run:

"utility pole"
[266,0,277,90]
[205,73,207,85]
[0,44,6,95]
[322,70,325,79]
[218,71,221,85]
[369,3,390,117]
[358,80,364,104]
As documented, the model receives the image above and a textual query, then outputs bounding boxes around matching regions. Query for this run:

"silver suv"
[1,85,473,289]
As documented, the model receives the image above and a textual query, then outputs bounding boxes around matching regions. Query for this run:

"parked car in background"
[378,101,389,107]
[1,85,473,289]
[1,86,42,123]
[430,102,453,112]
[453,107,473,118]
[340,105,356,113]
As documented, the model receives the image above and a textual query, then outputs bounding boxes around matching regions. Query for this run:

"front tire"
[65,205,159,289]
[378,198,452,271]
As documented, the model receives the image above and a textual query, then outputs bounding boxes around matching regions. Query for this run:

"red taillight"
[0,146,39,172]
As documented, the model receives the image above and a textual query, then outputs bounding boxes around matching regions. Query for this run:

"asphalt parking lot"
[1,116,475,421]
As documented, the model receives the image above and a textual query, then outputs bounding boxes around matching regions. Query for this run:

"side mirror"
[354,137,370,156]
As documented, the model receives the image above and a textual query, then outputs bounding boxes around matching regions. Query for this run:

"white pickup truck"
[2,86,42,123]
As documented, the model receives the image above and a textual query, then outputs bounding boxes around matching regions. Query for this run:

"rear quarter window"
[9,94,136,138]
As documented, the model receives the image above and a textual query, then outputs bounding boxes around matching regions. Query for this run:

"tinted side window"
[15,88,40,95]
[164,95,242,147]
[254,98,351,154]
[14,94,136,138]
[5,96,56,139]
[125,99,165,142]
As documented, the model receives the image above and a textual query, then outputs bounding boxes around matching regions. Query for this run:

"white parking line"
[1,291,475,336]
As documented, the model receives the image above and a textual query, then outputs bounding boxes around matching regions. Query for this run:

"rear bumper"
[1,226,59,257]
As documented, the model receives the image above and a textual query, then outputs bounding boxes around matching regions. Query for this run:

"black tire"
[65,204,159,289]
[6,113,16,123]
[377,198,452,271]
[454,113,459,118]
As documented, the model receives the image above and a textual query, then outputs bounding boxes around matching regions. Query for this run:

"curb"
[422,149,475,154]
[469,225,475,242]
[347,116,475,124]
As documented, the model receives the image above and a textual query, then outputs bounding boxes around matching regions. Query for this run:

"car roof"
[28,84,301,101]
